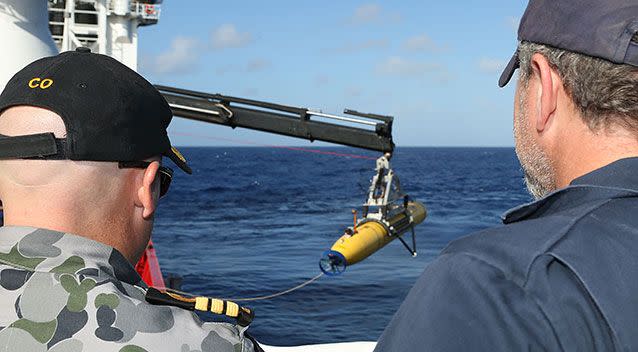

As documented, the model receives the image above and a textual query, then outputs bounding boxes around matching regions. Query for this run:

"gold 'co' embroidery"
[28,78,54,89]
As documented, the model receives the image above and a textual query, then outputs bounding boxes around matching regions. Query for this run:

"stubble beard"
[514,86,557,200]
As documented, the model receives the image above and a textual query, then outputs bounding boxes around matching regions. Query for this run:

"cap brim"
[498,52,520,88]
[165,146,192,174]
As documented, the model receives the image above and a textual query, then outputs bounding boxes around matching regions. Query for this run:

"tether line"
[164,272,325,302]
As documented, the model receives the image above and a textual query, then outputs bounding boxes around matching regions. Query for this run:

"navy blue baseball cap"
[499,0,638,87]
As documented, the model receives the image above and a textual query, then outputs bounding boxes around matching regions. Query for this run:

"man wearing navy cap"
[0,49,258,351]
[376,1,638,351]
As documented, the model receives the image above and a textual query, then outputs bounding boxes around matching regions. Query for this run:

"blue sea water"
[153,147,532,346]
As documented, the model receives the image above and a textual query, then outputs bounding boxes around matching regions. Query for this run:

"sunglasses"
[118,161,174,198]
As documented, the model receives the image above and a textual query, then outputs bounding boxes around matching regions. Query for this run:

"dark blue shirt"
[375,158,638,352]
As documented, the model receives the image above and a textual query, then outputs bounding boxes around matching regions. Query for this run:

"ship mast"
[48,0,161,70]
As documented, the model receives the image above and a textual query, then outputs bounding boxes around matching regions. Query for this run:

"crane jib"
[156,85,395,153]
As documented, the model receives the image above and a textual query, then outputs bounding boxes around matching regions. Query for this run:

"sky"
[137,1,529,148]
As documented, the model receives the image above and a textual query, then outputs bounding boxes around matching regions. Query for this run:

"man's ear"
[135,161,160,219]
[530,53,561,133]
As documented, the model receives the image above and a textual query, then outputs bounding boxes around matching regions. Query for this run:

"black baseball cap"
[0,47,191,174]
[499,0,638,87]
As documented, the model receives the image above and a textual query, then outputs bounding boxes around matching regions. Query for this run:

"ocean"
[153,147,532,346]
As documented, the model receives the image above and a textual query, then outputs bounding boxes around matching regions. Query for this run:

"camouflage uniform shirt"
[0,226,255,352]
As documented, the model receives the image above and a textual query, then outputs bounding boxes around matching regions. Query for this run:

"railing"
[132,2,161,25]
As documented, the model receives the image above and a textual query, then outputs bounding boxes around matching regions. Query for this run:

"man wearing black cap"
[375,1,638,351]
[0,49,257,351]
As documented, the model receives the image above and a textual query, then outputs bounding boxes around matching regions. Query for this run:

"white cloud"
[211,24,253,50]
[478,58,505,74]
[349,4,401,25]
[141,24,254,75]
[147,36,200,75]
[376,56,443,77]
[327,39,389,54]
[402,34,446,52]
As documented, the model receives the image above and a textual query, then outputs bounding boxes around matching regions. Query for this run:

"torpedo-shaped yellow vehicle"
[320,153,427,275]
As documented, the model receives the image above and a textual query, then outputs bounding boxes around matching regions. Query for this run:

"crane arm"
[156,85,395,153]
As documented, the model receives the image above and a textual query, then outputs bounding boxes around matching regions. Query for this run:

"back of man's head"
[499,0,638,128]
[0,106,130,238]
[498,0,638,199]
[501,0,638,131]
[0,49,191,262]
[517,41,638,133]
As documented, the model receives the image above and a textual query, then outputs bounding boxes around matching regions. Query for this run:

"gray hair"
[517,41,638,132]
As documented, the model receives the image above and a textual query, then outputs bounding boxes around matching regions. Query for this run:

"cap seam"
[44,53,77,158]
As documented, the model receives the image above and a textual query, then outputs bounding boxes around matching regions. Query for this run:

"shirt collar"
[0,226,144,286]
[502,157,638,224]
[570,157,638,188]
